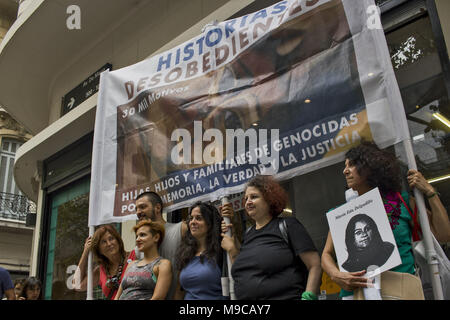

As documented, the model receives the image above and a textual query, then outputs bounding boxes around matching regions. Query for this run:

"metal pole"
[403,139,444,300]
[221,196,236,300]
[86,226,95,300]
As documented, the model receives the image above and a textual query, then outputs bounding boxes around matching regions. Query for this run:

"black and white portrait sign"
[327,188,401,277]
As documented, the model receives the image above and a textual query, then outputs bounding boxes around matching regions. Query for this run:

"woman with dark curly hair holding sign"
[221,175,322,300]
[321,141,450,299]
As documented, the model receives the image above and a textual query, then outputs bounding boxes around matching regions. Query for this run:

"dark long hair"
[19,277,42,300]
[176,202,223,272]
[91,224,126,269]
[345,140,401,194]
[345,214,384,255]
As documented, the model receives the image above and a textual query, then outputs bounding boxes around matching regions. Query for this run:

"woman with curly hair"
[221,175,322,300]
[321,141,450,299]
[174,201,224,300]
[73,224,136,300]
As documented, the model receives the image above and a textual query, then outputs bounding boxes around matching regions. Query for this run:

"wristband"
[301,291,317,300]
[426,191,439,199]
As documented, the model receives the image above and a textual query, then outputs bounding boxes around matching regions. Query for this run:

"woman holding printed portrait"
[321,141,450,299]
[341,213,395,273]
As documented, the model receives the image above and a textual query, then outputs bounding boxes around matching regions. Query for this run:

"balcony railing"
[0,191,36,222]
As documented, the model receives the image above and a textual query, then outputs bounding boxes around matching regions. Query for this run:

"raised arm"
[220,207,241,265]
[408,169,450,243]
[73,236,100,291]
[220,202,234,220]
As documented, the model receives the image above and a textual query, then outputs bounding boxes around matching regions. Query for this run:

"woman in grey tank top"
[115,220,172,300]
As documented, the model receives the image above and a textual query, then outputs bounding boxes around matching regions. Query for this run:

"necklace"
[105,263,123,290]
[382,192,401,230]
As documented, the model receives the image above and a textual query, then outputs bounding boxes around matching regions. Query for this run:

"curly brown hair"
[245,175,288,216]
[345,140,402,194]
[133,219,165,248]
[91,224,126,269]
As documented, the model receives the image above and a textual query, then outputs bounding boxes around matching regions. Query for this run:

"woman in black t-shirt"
[221,175,322,300]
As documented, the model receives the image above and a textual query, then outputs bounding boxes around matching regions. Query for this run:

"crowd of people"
[2,141,449,301]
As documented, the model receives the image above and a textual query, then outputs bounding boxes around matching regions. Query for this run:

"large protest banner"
[89,0,409,226]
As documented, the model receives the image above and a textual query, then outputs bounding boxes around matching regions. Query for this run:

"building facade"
[0,0,35,282]
[0,0,448,299]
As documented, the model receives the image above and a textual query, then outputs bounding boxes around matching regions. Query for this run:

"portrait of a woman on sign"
[341,213,395,273]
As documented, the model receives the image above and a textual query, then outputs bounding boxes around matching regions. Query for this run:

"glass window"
[1,138,22,155]
[10,142,17,153]
[0,139,23,195]
[44,176,90,300]
[2,141,9,152]
[6,157,14,193]
[0,155,8,194]
[43,134,92,189]
[386,14,450,213]
[0,139,27,220]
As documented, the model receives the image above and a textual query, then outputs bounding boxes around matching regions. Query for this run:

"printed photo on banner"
[112,0,369,217]
[326,188,401,276]
[89,0,409,226]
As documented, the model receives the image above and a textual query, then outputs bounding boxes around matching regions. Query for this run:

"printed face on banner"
[326,188,402,277]
[110,0,375,217]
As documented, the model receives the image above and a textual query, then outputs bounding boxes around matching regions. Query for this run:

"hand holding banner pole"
[367,0,444,298]
[86,226,94,300]
[403,139,444,300]
[221,196,236,300]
